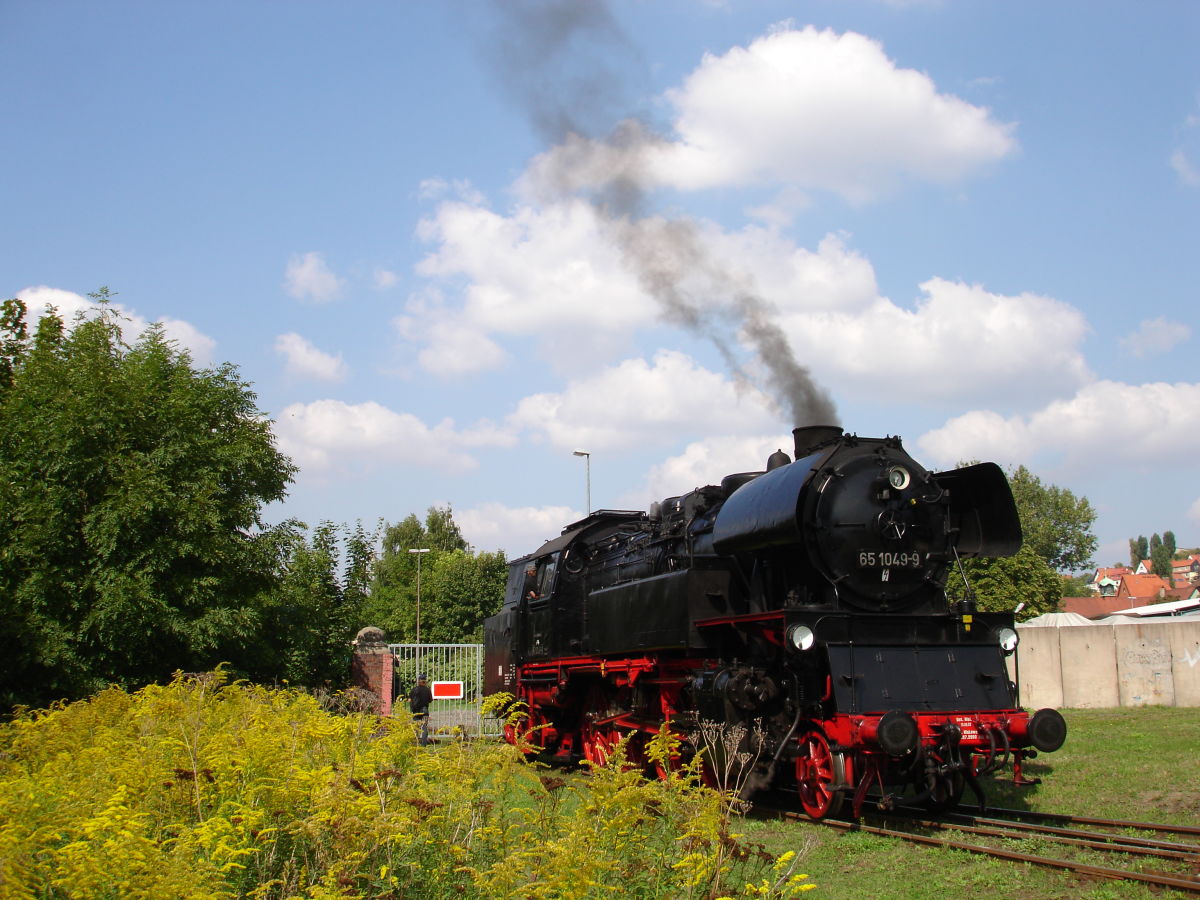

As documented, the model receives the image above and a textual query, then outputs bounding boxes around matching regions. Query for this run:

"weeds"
[0,675,815,898]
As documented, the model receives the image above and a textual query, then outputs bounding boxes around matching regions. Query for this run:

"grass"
[742,707,1200,899]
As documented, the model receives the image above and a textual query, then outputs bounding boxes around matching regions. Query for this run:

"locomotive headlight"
[887,466,911,490]
[787,624,816,651]
[997,626,1019,655]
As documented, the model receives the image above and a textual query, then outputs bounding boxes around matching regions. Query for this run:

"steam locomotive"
[483,426,1066,818]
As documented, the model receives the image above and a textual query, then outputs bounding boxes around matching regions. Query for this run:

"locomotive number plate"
[857,550,921,568]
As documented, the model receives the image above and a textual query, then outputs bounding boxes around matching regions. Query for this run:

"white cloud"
[701,229,879,315]
[374,268,399,289]
[408,190,882,378]
[274,399,514,472]
[406,198,651,374]
[916,409,1036,468]
[274,332,348,382]
[1171,102,1200,187]
[418,177,486,205]
[457,502,582,557]
[283,252,343,303]
[652,25,1016,201]
[395,310,509,377]
[918,380,1200,470]
[624,432,797,508]
[1189,495,1200,526]
[779,277,1092,408]
[410,183,1090,410]
[15,285,217,365]
[1170,150,1199,187]
[18,285,100,324]
[521,26,1015,206]
[1120,317,1191,358]
[508,350,781,453]
[158,318,218,366]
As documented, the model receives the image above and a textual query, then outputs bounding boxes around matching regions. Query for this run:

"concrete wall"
[1015,621,1200,709]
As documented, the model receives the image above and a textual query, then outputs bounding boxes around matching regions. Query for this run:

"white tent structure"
[1020,599,1200,629]
[1018,612,1093,627]
[1103,597,1200,618]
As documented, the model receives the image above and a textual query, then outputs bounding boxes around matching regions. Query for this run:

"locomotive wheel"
[583,726,619,768]
[924,770,965,812]
[795,730,845,819]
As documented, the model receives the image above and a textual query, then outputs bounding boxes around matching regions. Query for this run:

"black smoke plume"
[474,0,838,426]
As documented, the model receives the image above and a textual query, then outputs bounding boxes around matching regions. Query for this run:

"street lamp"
[408,548,430,649]
[573,449,591,514]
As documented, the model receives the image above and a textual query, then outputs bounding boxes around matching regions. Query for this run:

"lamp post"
[408,548,430,650]
[573,449,591,514]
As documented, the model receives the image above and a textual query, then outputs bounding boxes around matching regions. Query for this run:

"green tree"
[422,549,509,643]
[1150,541,1173,580]
[1061,573,1092,596]
[1007,465,1097,572]
[0,298,296,708]
[424,504,468,551]
[1133,534,1149,565]
[946,544,1063,621]
[943,462,1096,619]
[0,298,29,390]
[1164,530,1177,557]
[364,506,504,644]
[251,520,377,686]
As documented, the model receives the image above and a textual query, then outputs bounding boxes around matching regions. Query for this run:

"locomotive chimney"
[792,425,844,459]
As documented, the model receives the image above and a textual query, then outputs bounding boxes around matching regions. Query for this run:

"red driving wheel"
[795,730,845,819]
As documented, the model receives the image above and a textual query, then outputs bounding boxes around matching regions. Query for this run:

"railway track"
[765,803,1200,894]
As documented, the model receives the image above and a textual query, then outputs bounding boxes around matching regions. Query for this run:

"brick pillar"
[351,626,393,715]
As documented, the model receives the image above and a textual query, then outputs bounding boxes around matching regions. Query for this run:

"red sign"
[431,680,464,700]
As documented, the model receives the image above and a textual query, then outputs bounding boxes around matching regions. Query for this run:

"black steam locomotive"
[484,426,1066,817]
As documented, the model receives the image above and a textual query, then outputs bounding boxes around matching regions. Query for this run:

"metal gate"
[389,643,500,739]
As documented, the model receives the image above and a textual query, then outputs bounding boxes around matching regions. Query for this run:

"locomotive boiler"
[483,426,1067,818]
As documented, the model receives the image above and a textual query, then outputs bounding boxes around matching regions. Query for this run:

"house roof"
[1061,595,1129,618]
[1164,584,1199,601]
[1093,566,1131,582]
[1117,573,1171,599]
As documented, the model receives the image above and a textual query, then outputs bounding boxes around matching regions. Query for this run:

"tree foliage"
[946,544,1063,621]
[1129,535,1149,569]
[250,520,377,686]
[364,505,506,644]
[943,462,1097,619]
[1006,465,1097,572]
[0,298,297,708]
[1151,541,1173,579]
[422,549,509,643]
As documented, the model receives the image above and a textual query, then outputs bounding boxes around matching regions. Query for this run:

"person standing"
[409,674,433,745]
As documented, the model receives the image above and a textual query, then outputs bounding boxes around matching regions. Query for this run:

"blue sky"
[3,1,1197,570]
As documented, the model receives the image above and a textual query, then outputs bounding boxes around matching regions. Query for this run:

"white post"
[573,449,591,513]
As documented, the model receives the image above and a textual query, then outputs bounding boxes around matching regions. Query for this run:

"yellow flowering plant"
[0,674,815,898]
